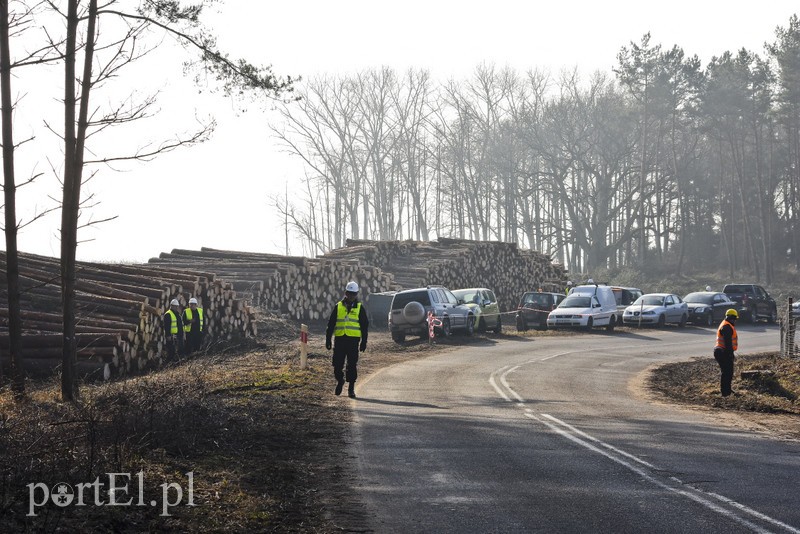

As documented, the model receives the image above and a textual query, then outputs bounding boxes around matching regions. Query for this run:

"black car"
[683,291,737,327]
[516,291,565,331]
[722,284,778,323]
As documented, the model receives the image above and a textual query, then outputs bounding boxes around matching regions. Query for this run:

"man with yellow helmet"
[713,308,739,397]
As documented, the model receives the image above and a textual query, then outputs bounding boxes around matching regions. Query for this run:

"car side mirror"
[458,298,465,305]
[482,299,491,307]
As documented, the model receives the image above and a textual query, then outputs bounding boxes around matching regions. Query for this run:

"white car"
[547,284,618,331]
[623,293,688,327]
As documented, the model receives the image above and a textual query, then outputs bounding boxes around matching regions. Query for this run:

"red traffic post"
[300,324,309,369]
[426,312,442,345]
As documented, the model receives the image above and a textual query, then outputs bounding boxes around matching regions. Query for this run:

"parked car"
[793,300,800,319]
[722,284,778,323]
[547,284,618,331]
[611,286,643,322]
[682,291,737,327]
[452,287,502,333]
[516,291,566,331]
[388,286,475,343]
[623,293,688,327]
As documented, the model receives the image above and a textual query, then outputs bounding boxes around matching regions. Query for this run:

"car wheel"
[465,315,475,336]
[705,312,714,327]
[606,315,616,332]
[493,316,502,334]
[769,307,777,324]
[679,314,687,328]
[516,316,527,332]
[657,314,666,328]
[391,331,406,344]
[440,317,451,337]
[478,317,487,333]
[585,317,593,331]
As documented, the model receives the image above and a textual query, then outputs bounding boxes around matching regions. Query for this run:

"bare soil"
[1,322,797,532]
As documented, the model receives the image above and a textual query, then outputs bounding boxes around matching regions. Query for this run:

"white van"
[546,284,618,331]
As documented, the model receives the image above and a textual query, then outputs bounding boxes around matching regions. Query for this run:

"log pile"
[148,248,397,322]
[0,251,257,378]
[321,238,567,312]
[0,238,565,379]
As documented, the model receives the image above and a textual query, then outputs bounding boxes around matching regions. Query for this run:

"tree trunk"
[0,0,23,395]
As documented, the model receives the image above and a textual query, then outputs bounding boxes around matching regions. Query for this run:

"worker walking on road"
[714,309,739,397]
[182,297,205,356]
[325,281,369,399]
[565,280,573,295]
[163,298,184,362]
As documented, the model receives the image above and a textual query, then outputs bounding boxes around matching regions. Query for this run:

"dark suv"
[722,284,778,323]
[516,291,566,331]
[388,286,475,343]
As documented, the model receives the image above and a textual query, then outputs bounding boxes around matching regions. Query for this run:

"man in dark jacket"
[714,308,739,396]
[163,299,184,362]
[182,297,205,356]
[325,281,369,398]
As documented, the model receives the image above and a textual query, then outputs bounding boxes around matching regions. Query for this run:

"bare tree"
[52,0,296,401]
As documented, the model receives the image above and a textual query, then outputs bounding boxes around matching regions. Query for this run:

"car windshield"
[524,293,551,306]
[634,295,665,306]
[452,290,479,304]
[684,293,713,304]
[391,291,431,309]
[560,296,591,308]
[724,285,753,294]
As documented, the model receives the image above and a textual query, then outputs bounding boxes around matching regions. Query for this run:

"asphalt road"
[351,324,800,533]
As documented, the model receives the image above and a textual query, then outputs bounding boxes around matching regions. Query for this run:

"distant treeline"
[272,17,800,283]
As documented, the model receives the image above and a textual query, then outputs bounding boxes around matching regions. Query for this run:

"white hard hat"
[345,281,359,293]
[170,299,180,306]
[189,297,198,305]
[587,278,594,284]
[705,286,712,291]
[566,281,573,286]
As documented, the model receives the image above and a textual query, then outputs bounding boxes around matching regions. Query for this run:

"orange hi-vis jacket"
[715,319,738,351]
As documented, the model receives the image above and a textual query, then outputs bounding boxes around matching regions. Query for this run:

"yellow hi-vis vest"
[334,301,362,337]
[165,309,179,335]
[183,307,204,333]
[715,319,738,351]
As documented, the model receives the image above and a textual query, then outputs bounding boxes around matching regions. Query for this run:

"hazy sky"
[6,0,799,263]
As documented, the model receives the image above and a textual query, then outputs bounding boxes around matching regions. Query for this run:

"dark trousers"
[713,347,735,396]
[165,336,183,362]
[332,337,360,384]
[185,331,203,355]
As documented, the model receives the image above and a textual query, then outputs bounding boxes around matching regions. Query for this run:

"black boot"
[335,379,345,396]
[348,384,356,399]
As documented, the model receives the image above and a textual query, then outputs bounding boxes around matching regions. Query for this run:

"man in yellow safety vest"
[163,298,184,362]
[714,308,739,397]
[182,297,205,356]
[325,281,369,398]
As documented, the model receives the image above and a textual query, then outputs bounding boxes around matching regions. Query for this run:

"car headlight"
[694,307,706,313]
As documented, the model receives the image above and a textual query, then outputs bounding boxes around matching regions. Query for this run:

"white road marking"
[487,334,797,534]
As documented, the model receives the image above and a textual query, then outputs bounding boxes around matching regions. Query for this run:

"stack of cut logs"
[321,238,567,312]
[147,248,397,321]
[0,251,257,378]
[1,239,565,380]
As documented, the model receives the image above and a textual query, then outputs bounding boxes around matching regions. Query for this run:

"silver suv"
[388,286,475,343]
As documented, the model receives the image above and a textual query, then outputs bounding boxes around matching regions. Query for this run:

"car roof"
[523,291,562,296]
[453,287,491,292]
[395,286,443,294]
[641,292,673,297]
